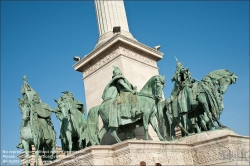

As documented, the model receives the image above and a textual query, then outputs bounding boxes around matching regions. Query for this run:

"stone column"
[94,0,135,47]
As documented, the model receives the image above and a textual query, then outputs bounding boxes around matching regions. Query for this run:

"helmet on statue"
[112,66,122,77]
[62,91,74,100]
[175,56,184,70]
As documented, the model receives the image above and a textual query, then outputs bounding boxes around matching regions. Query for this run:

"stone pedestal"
[45,129,250,166]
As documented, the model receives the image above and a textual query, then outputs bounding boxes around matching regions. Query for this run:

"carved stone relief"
[83,44,157,78]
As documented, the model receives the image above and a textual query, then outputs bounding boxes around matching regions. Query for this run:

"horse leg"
[149,115,165,141]
[213,114,227,128]
[208,121,213,130]
[78,140,83,150]
[170,118,177,140]
[181,115,188,133]
[63,137,68,154]
[66,131,73,154]
[197,94,216,128]
[194,119,201,133]
[175,117,191,136]
[163,113,171,140]
[50,139,57,160]
[22,140,30,166]
[110,127,121,143]
[33,138,40,166]
[98,123,108,144]
[142,110,150,140]
[199,114,208,131]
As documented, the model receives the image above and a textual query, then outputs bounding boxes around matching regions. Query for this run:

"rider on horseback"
[102,66,139,119]
[170,57,197,108]
[61,91,85,113]
[32,94,55,140]
[17,76,56,149]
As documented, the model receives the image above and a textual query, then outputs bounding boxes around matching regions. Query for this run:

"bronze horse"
[87,75,166,144]
[54,95,87,154]
[19,98,56,166]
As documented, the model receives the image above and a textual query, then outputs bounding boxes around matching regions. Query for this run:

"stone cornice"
[73,34,163,72]
[82,45,159,79]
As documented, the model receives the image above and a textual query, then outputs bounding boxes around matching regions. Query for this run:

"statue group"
[17,58,238,165]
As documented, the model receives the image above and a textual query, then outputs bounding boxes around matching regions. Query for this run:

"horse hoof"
[159,137,165,141]
[214,126,220,129]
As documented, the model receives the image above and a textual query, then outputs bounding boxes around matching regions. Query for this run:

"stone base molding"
[45,129,249,166]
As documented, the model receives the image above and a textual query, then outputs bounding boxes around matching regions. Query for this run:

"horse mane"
[202,69,234,81]
[140,75,164,94]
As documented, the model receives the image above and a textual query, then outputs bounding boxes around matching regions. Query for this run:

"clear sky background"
[1,1,249,165]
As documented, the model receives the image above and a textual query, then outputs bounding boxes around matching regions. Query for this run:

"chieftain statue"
[102,66,139,124]
[162,58,238,139]
[54,91,87,154]
[170,57,197,108]
[86,66,166,144]
[17,76,56,166]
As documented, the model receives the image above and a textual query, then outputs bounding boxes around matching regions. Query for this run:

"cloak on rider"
[101,66,139,127]
[169,57,197,116]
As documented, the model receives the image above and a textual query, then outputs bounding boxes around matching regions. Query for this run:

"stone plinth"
[73,34,163,144]
[45,129,250,166]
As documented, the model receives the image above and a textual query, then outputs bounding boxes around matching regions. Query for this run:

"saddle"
[116,92,137,104]
[116,92,139,119]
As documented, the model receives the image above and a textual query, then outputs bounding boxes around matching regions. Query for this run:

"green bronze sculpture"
[102,66,139,118]
[87,66,166,144]
[189,69,237,131]
[17,76,56,166]
[15,55,239,163]
[162,58,238,138]
[170,57,197,108]
[54,91,87,154]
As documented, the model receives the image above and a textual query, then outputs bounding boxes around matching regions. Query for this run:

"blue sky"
[1,1,249,165]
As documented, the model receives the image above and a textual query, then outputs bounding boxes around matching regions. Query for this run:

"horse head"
[55,95,72,119]
[18,98,31,121]
[203,69,238,95]
[218,73,238,94]
[140,75,165,100]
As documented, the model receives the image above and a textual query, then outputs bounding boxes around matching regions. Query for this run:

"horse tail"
[84,105,100,146]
